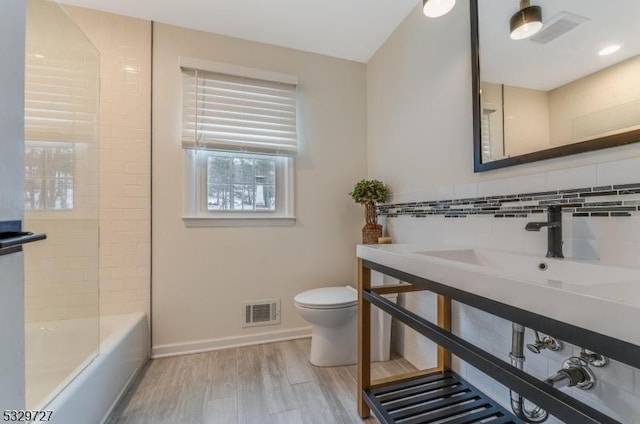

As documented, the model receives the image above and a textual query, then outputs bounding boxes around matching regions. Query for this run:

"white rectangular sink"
[357,243,640,348]
[413,249,640,287]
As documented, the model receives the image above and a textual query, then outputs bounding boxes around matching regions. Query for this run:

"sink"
[413,249,640,286]
[358,243,640,348]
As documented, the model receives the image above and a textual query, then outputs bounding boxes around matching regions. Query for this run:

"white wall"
[152,24,367,356]
[503,85,551,156]
[368,3,640,423]
[0,0,26,411]
[481,82,552,159]
[367,4,473,196]
[549,55,640,146]
[368,3,640,199]
[481,57,640,158]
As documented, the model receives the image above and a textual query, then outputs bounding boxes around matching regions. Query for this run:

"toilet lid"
[294,286,357,309]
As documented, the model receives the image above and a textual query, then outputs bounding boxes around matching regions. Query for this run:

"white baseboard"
[151,326,312,358]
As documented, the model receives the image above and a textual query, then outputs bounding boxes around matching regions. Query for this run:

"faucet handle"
[542,335,562,351]
[579,349,608,367]
[526,331,562,354]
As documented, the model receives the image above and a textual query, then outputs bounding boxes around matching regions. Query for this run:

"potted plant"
[350,179,390,244]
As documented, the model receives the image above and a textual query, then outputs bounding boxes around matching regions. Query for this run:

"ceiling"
[479,0,640,91]
[58,0,418,63]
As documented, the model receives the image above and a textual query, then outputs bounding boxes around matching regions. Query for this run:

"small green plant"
[349,179,389,205]
[350,180,390,234]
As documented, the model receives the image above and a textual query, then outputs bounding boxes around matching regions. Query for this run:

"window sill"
[182,216,296,227]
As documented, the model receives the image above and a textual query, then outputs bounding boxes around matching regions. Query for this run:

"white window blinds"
[181,68,298,155]
[24,54,99,143]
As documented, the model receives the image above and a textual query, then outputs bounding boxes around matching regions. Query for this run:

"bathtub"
[27,313,149,424]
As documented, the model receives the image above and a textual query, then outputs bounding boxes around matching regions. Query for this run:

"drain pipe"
[509,323,548,423]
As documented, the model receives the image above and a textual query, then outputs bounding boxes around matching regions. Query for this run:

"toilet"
[294,285,397,367]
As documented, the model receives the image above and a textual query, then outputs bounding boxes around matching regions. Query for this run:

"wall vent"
[530,11,590,45]
[242,299,280,328]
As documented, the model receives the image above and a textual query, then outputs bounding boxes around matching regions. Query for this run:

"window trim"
[182,216,296,228]
[179,57,298,86]
[179,58,298,227]
[182,150,295,227]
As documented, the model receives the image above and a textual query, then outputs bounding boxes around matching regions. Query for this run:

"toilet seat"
[294,286,357,309]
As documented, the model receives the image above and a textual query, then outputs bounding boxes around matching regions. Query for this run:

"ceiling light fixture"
[599,44,621,56]
[510,0,543,40]
[422,0,456,18]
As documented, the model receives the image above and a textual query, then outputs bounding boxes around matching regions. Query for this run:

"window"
[23,44,99,212]
[181,60,297,225]
[207,154,276,211]
[24,142,74,210]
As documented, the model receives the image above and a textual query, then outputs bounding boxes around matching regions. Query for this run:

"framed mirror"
[471,0,640,172]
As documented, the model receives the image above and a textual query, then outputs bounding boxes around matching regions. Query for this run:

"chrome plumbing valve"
[526,331,562,354]
[579,348,608,367]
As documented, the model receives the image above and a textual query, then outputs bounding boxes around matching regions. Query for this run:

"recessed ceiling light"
[598,44,621,56]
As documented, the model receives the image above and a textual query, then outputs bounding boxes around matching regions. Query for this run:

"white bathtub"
[27,313,149,424]
[26,317,100,410]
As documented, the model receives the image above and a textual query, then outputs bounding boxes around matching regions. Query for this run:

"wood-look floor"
[107,338,416,424]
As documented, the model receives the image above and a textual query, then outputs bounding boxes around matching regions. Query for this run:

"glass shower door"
[22,0,100,409]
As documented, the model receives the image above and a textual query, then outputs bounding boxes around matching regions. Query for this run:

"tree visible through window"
[207,155,276,211]
[24,143,74,210]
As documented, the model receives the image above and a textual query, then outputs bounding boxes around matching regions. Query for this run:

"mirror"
[471,0,640,172]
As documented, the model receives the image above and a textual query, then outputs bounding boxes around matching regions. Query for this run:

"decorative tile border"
[378,183,640,219]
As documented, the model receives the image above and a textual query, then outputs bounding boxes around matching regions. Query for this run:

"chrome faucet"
[525,205,563,258]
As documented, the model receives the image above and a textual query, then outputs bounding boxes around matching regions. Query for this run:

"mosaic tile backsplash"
[378,183,640,219]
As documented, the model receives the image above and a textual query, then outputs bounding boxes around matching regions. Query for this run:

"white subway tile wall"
[66,7,151,317]
[24,220,100,322]
[506,173,547,195]
[597,157,640,186]
[546,165,598,191]
[387,157,640,423]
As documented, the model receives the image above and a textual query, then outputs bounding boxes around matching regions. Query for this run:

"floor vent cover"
[243,299,280,328]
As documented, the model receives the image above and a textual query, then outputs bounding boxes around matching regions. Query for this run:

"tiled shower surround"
[379,182,640,219]
[67,7,152,317]
[23,7,151,321]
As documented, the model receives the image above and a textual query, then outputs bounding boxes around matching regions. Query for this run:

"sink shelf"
[363,370,522,424]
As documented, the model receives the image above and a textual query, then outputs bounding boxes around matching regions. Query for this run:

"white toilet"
[294,285,397,367]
